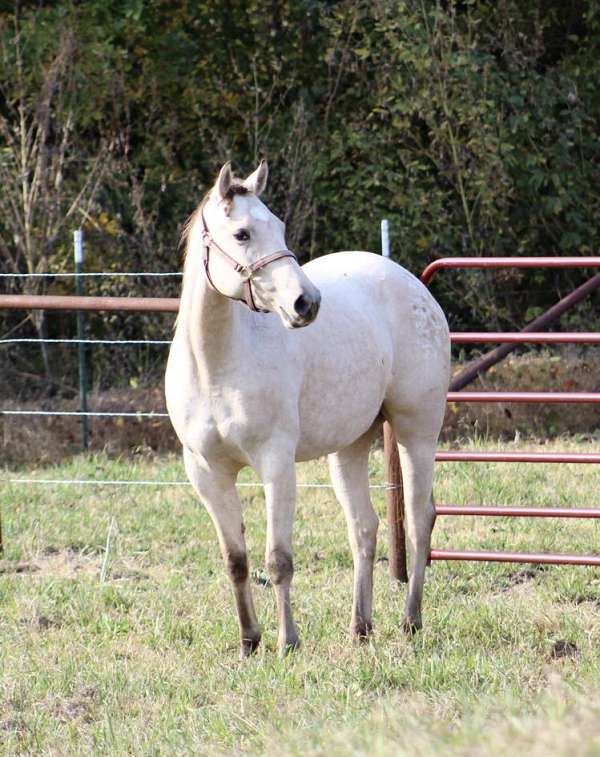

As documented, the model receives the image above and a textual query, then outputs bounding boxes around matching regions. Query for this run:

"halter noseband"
[201,206,297,313]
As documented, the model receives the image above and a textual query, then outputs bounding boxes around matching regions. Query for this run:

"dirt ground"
[1,352,599,466]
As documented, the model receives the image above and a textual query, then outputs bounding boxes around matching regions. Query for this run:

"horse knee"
[363,512,379,542]
[226,550,249,584]
[352,513,378,560]
[267,548,293,585]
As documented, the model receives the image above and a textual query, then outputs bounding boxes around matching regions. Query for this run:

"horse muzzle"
[281,288,321,329]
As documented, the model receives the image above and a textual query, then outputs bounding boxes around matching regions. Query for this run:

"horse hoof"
[278,637,301,657]
[350,620,373,644]
[401,617,422,636]
[240,635,261,658]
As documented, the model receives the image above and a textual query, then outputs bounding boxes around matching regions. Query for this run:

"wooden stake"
[383,420,408,582]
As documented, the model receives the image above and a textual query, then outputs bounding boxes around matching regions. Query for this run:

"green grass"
[1,438,600,755]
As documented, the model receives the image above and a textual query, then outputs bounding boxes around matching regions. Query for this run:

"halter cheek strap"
[201,207,297,313]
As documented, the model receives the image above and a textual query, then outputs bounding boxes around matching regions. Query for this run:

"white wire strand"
[3,477,390,490]
[0,272,182,278]
[0,338,172,345]
[1,410,169,418]
[0,270,392,492]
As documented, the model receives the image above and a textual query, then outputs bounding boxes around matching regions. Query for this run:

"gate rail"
[420,256,600,285]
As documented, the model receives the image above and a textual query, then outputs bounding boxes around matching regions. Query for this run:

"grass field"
[1,437,600,755]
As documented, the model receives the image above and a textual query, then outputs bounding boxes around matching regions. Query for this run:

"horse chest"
[182,381,291,463]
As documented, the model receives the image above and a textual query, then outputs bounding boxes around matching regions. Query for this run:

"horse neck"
[177,228,245,377]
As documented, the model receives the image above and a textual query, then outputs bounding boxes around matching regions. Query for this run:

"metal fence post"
[381,219,408,582]
[73,230,89,450]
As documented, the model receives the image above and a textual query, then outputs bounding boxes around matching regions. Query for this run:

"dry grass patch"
[0,440,599,754]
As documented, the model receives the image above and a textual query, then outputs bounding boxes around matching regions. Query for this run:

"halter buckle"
[233,262,252,279]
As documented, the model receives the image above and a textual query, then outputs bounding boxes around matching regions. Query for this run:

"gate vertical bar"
[381,220,408,582]
[74,230,89,450]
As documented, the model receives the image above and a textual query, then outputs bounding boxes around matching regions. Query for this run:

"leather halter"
[201,206,297,313]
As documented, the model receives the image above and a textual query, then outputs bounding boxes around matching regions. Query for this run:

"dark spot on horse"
[226,551,249,584]
[267,548,293,585]
[181,181,251,246]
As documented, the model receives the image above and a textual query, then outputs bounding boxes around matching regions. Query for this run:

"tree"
[0,6,116,380]
[316,0,600,330]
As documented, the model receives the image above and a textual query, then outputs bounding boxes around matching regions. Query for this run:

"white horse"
[166,161,450,657]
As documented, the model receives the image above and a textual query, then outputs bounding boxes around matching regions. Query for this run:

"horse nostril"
[294,294,312,318]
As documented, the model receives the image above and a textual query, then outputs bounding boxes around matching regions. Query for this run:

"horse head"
[200,161,321,328]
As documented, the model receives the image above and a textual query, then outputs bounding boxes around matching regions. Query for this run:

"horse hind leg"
[387,424,438,633]
[183,448,261,658]
[328,430,379,642]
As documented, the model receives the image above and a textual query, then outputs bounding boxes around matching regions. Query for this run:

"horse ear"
[243,160,268,196]
[215,162,233,201]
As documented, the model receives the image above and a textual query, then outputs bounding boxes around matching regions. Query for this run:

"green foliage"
[1,0,600,390]
[316,0,600,328]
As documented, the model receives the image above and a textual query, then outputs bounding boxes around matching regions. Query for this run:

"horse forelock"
[224,181,249,201]
[180,181,251,257]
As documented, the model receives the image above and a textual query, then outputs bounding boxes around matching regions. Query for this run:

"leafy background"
[1,0,599,396]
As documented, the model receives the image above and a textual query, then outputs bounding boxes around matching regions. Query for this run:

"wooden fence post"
[384,420,408,582]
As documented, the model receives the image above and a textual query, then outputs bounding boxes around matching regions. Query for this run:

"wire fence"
[1,338,172,345]
[2,262,599,504]
[0,264,405,491]
[0,272,181,278]
[1,267,355,489]
[1,267,176,429]
[1,410,169,417]
[2,477,391,490]
[2,255,600,571]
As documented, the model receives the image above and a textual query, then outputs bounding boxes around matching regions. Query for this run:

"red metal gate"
[387,257,600,573]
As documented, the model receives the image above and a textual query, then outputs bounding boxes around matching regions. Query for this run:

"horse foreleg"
[261,463,299,656]
[183,448,261,658]
[328,435,379,642]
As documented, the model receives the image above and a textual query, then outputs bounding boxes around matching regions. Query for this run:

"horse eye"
[234,229,250,242]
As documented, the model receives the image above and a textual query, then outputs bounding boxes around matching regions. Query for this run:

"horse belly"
[294,311,390,461]
[295,395,382,461]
